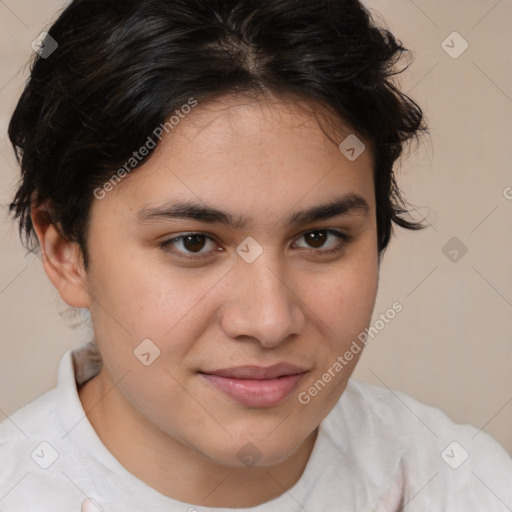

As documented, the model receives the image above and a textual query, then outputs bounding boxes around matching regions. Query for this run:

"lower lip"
[200,373,305,408]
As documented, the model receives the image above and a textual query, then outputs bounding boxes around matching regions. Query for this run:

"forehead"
[94,94,375,223]
[175,93,368,155]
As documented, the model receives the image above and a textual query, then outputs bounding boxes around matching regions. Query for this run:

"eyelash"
[159,229,353,260]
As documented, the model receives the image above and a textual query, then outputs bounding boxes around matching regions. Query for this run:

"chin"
[197,429,309,469]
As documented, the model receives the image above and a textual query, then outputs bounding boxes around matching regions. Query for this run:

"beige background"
[1,0,511,456]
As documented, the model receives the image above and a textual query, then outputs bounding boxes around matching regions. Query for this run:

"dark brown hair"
[8,0,427,269]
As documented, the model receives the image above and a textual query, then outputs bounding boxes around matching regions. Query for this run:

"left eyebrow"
[135,193,369,229]
[285,193,369,226]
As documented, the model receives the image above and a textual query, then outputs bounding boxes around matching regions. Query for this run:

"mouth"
[199,364,308,408]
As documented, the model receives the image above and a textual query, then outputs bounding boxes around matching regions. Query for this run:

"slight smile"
[199,364,309,408]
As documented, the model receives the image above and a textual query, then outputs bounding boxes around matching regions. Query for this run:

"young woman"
[2,0,511,510]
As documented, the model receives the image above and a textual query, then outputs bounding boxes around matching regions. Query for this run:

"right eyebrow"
[136,200,250,229]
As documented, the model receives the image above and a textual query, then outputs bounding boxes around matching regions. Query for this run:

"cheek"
[300,238,378,376]
[316,249,379,338]
[86,245,220,342]
[296,254,378,416]
[337,264,378,333]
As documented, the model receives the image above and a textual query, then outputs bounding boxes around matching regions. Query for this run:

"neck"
[78,367,318,508]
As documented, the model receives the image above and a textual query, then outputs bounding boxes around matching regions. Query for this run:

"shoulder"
[0,388,84,509]
[330,378,512,510]
[0,388,57,479]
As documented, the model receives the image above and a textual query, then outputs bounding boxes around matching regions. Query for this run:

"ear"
[31,201,90,309]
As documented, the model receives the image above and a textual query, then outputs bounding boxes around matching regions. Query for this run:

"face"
[78,94,379,467]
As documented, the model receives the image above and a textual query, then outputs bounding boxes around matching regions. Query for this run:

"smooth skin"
[31,93,379,507]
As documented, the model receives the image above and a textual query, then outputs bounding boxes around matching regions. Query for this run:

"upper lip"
[201,363,308,380]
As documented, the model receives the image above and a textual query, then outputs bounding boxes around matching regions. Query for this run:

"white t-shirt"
[1,342,511,511]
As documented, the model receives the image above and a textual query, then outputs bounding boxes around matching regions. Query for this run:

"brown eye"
[304,230,327,249]
[294,229,351,256]
[160,232,219,259]
[182,234,206,252]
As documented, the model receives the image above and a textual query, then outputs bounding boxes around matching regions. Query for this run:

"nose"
[219,254,306,348]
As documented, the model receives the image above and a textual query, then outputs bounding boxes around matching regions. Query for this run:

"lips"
[199,364,308,408]
[203,363,307,380]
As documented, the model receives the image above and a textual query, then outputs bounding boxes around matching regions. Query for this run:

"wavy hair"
[8,0,428,269]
